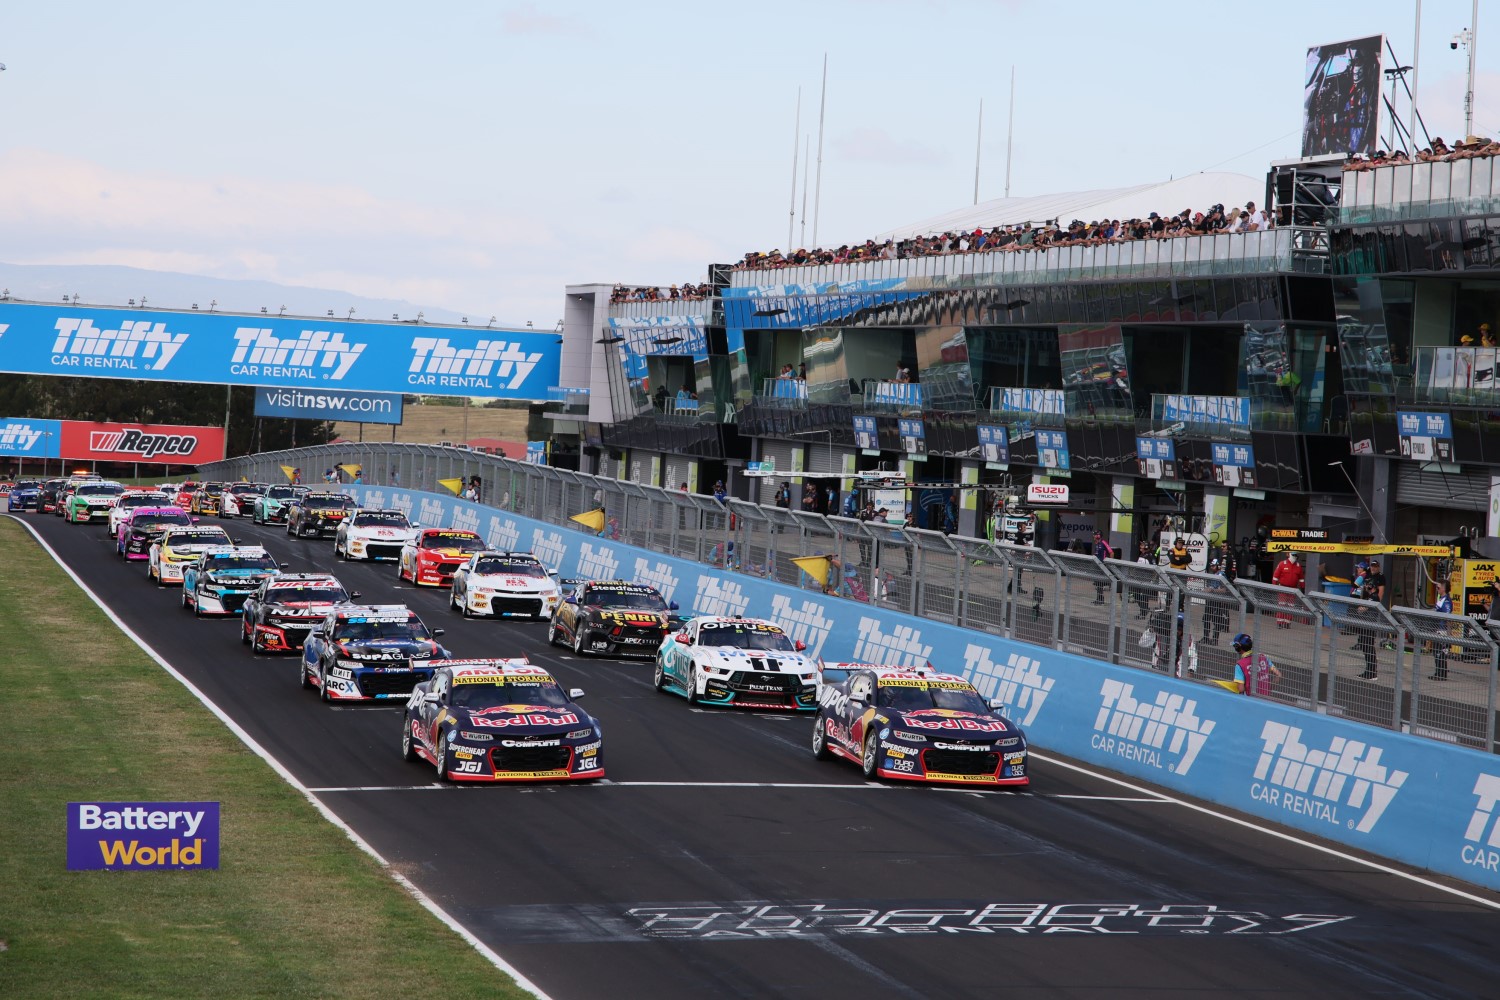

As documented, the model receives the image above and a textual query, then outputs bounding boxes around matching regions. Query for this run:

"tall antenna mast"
[1410,0,1421,144]
[973,98,983,205]
[788,87,801,252]
[800,134,811,248]
[1004,66,1016,199]
[812,53,827,249]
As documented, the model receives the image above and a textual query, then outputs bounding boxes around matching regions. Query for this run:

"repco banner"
[59,420,225,464]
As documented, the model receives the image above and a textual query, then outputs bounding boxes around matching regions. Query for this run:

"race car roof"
[333,603,417,621]
[200,545,270,558]
[162,527,231,541]
[126,506,189,517]
[441,658,550,681]
[267,573,343,586]
[870,667,971,686]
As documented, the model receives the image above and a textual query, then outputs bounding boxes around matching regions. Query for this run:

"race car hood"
[264,602,336,621]
[455,703,588,732]
[478,576,559,595]
[204,569,278,586]
[422,547,474,560]
[348,526,410,540]
[587,607,667,627]
[336,639,440,660]
[692,646,817,673]
[884,708,1014,736]
[164,541,228,559]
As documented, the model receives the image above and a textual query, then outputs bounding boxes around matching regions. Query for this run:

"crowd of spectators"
[734,201,1272,271]
[610,282,710,303]
[1343,135,1500,172]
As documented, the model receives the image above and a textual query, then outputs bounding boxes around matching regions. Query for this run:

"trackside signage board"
[61,420,226,465]
[0,417,62,457]
[253,386,404,425]
[0,303,561,400]
[328,483,1500,893]
[67,801,220,870]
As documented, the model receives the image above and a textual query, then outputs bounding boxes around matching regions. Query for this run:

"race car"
[63,481,126,524]
[218,483,267,518]
[6,479,43,512]
[148,524,235,584]
[334,508,415,561]
[548,579,676,655]
[107,490,174,536]
[398,528,486,587]
[300,604,449,702]
[250,484,309,524]
[286,492,357,538]
[181,545,286,616]
[653,616,818,710]
[38,478,69,513]
[402,659,603,782]
[172,481,203,509]
[188,483,227,516]
[449,550,561,618]
[812,664,1029,787]
[115,506,194,560]
[241,573,359,653]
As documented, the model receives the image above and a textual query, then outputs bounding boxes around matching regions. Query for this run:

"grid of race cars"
[6,474,1030,788]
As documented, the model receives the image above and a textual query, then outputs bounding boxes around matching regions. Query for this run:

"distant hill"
[0,262,469,324]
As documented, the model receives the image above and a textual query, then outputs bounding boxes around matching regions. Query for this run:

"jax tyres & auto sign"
[67,801,220,870]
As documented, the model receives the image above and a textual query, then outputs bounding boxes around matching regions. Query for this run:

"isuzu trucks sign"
[0,302,561,400]
[1026,483,1070,505]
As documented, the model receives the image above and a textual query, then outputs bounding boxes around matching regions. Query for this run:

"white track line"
[6,515,555,1000]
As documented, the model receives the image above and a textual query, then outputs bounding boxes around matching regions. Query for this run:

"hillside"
[331,403,531,448]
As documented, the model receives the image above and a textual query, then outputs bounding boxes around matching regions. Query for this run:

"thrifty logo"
[52,318,187,371]
[851,616,932,666]
[1461,772,1500,873]
[231,328,365,380]
[769,594,834,657]
[408,338,543,390]
[0,422,44,451]
[964,646,1054,727]
[1091,679,1214,775]
[1250,722,1407,833]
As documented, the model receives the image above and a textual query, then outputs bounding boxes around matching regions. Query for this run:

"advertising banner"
[1397,410,1453,462]
[897,418,926,456]
[1157,394,1250,428]
[1462,559,1499,619]
[852,415,879,451]
[1211,441,1257,488]
[253,386,404,425]
[68,801,219,870]
[1136,436,1177,480]
[0,417,62,458]
[977,424,1009,464]
[59,421,225,465]
[1036,429,1070,471]
[1302,35,1383,157]
[996,387,1065,416]
[0,303,561,401]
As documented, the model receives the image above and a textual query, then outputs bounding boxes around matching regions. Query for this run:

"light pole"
[1453,0,1480,139]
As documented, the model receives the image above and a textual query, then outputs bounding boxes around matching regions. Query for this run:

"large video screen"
[1302,35,1384,157]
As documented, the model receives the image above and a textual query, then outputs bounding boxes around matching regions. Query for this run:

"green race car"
[251,485,310,524]
[64,481,126,524]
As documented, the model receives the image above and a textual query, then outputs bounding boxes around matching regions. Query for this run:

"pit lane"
[21,510,1500,1000]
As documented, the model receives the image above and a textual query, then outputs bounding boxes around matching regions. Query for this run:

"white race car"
[653,616,818,710]
[335,508,415,561]
[449,551,561,618]
[107,491,174,536]
[219,483,267,518]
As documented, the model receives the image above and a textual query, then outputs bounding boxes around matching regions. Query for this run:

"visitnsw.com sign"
[0,303,561,400]
[67,801,220,870]
[253,386,404,425]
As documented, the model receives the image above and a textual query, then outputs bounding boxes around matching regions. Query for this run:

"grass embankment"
[0,519,531,999]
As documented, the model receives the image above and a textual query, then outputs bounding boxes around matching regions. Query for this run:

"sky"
[2,1,1498,328]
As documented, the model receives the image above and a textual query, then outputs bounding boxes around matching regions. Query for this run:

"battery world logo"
[408,338,544,390]
[1461,772,1500,874]
[89,429,201,458]
[1250,722,1407,833]
[1091,679,1214,775]
[52,318,188,371]
[0,422,44,452]
[231,328,365,380]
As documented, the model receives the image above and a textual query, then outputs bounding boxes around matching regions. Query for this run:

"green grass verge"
[0,519,533,1000]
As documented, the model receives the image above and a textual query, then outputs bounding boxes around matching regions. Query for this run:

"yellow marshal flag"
[792,555,831,586]
[570,508,606,532]
[280,465,297,482]
[438,478,466,495]
[1211,679,1244,694]
[338,464,362,479]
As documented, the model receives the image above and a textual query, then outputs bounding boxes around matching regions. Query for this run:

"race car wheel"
[241,621,251,645]
[181,589,190,609]
[812,713,832,760]
[547,616,561,646]
[572,625,588,656]
[861,734,880,779]
[300,661,313,690]
[434,732,452,781]
[318,665,331,702]
[653,658,668,691]
[193,594,205,618]
[251,628,268,655]
[400,715,417,762]
[686,665,700,705]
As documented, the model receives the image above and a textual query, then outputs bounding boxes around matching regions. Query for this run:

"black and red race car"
[812,663,1029,787]
[241,573,359,653]
[547,579,678,657]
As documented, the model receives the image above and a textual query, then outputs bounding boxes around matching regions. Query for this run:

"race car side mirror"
[988,698,1008,714]
[669,601,680,610]
[423,691,441,704]
[351,592,363,599]
[795,640,807,651]
[568,687,586,699]
[565,595,577,605]
[675,633,692,645]
[190,517,200,523]
[279,563,289,569]
[431,629,446,637]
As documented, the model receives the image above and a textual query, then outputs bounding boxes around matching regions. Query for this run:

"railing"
[1338,156,1500,224]
[198,442,1500,754]
[1148,393,1253,439]
[546,387,590,416]
[756,377,809,403]
[1406,346,1500,406]
[860,380,923,414]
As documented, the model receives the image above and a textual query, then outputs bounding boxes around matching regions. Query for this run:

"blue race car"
[301,604,449,702]
[181,545,286,616]
[6,479,43,512]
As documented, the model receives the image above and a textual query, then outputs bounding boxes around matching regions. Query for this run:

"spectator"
[469,475,482,502]
[798,361,807,381]
[1133,541,1155,619]
[1430,580,1454,681]
[895,363,912,383]
[352,469,364,485]
[1202,558,1230,645]
[654,385,669,410]
[1271,552,1305,628]
[1482,324,1496,347]
[712,480,727,503]
[1167,537,1192,571]
[292,467,303,485]
[389,467,399,487]
[778,364,795,379]
[1091,531,1115,604]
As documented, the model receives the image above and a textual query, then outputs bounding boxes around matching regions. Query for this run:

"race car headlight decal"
[329,667,354,679]
[995,737,1022,748]
[564,728,593,740]
[336,659,365,669]
[458,731,493,742]
[888,731,927,743]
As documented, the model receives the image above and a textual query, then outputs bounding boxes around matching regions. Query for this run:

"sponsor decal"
[768,594,834,657]
[1462,773,1500,873]
[52,317,188,371]
[88,429,200,458]
[467,711,580,728]
[59,420,224,465]
[68,802,219,870]
[964,646,1054,727]
[1090,679,1214,775]
[253,385,402,424]
[851,616,932,666]
[1250,721,1406,833]
[576,542,620,581]
[624,902,1353,939]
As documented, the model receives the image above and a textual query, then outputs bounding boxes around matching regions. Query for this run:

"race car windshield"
[422,534,484,552]
[207,555,278,571]
[334,620,431,642]
[305,498,350,510]
[133,513,192,530]
[268,587,347,604]
[474,558,546,576]
[202,485,225,495]
[121,494,169,507]
[697,626,796,651]
[354,513,408,527]
[77,484,124,497]
[588,590,666,610]
[451,681,571,710]
[877,683,990,715]
[229,485,262,495]
[265,487,299,500]
[168,531,230,546]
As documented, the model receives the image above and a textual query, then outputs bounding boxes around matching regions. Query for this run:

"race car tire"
[251,628,269,655]
[861,733,880,779]
[252,509,262,525]
[547,616,562,647]
[193,593,205,618]
[653,658,668,691]
[241,621,250,645]
[400,715,417,762]
[300,661,313,690]
[687,665,700,705]
[572,625,588,657]
[318,665,331,702]
[181,589,190,609]
[435,732,452,781]
[812,713,833,760]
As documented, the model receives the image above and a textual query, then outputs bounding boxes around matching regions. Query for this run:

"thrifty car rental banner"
[0,303,561,400]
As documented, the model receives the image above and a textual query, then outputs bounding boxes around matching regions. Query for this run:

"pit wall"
[347,485,1500,892]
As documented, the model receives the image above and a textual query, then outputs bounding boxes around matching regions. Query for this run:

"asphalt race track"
[21,510,1500,999]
